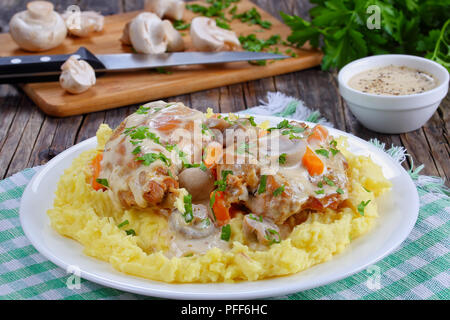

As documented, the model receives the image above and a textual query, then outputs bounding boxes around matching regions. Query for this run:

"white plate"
[19,115,419,299]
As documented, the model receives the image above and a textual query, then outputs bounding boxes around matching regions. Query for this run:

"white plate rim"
[19,115,419,299]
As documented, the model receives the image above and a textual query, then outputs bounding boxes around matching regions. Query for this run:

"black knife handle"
[0,47,106,84]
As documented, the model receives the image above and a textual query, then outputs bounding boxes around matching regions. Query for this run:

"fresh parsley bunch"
[280,0,450,71]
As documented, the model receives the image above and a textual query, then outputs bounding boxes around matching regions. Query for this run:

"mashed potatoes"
[47,124,391,283]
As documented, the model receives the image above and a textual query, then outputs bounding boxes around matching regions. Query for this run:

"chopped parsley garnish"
[124,126,161,145]
[285,48,298,57]
[183,194,194,223]
[238,34,280,52]
[236,142,254,155]
[278,153,287,164]
[201,123,213,135]
[95,178,109,188]
[155,67,172,74]
[117,220,129,228]
[136,105,150,114]
[247,116,257,127]
[318,181,323,188]
[173,20,190,30]
[330,148,340,156]
[257,175,267,194]
[215,17,231,29]
[209,191,217,220]
[125,229,136,236]
[183,162,207,171]
[315,189,325,195]
[137,152,171,166]
[132,146,141,155]
[265,228,281,245]
[336,187,344,194]
[221,224,231,241]
[357,200,371,216]
[330,140,338,147]
[248,214,263,222]
[363,187,371,193]
[315,149,329,158]
[273,185,285,196]
[215,170,233,191]
[277,119,292,129]
[233,7,272,29]
[323,176,335,186]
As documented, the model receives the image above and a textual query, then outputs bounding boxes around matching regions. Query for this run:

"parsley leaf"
[281,3,450,71]
[258,175,267,194]
[273,185,285,196]
[221,224,231,241]
[95,178,109,188]
[278,153,287,164]
[357,200,371,216]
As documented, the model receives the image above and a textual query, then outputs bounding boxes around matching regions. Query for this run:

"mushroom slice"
[162,20,184,52]
[243,214,281,246]
[59,55,96,94]
[120,21,132,45]
[62,10,104,37]
[190,17,240,51]
[9,1,67,52]
[145,0,185,20]
[169,205,215,239]
[128,12,168,54]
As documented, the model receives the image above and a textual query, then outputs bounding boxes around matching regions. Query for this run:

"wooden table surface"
[0,0,448,183]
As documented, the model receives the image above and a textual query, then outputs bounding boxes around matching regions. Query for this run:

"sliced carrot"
[258,129,268,138]
[302,147,324,176]
[204,142,222,168]
[91,153,105,191]
[307,124,328,143]
[211,191,230,226]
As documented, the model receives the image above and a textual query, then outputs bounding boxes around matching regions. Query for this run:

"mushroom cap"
[144,0,184,20]
[129,12,168,54]
[9,0,67,52]
[59,55,96,94]
[190,17,240,51]
[162,20,184,52]
[62,10,104,37]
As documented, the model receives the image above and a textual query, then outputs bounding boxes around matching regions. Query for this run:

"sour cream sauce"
[348,65,438,96]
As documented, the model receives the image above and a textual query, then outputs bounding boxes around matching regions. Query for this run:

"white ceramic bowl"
[338,54,449,134]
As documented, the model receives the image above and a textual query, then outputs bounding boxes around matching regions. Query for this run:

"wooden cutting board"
[0,0,322,117]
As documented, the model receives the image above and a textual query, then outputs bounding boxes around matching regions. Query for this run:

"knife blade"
[0,47,287,84]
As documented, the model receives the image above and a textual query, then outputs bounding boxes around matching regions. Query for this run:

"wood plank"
[0,0,322,117]
[189,88,221,113]
[243,77,276,108]
[27,116,59,167]
[5,98,45,177]
[218,84,247,113]
[421,100,450,180]
[0,85,20,151]
[48,116,84,158]
[0,94,34,178]
[75,111,106,143]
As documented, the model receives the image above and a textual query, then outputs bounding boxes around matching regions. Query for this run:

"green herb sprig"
[280,2,450,71]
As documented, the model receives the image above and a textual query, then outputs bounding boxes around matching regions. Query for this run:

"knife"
[0,47,287,84]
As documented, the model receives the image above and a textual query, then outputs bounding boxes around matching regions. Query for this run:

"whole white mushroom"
[9,1,67,52]
[190,17,240,51]
[144,0,185,20]
[128,12,168,54]
[59,55,96,94]
[62,10,104,37]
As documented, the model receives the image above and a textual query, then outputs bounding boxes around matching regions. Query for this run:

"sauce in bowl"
[348,65,438,96]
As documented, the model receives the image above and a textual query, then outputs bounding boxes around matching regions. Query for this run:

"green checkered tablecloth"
[1,92,449,300]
